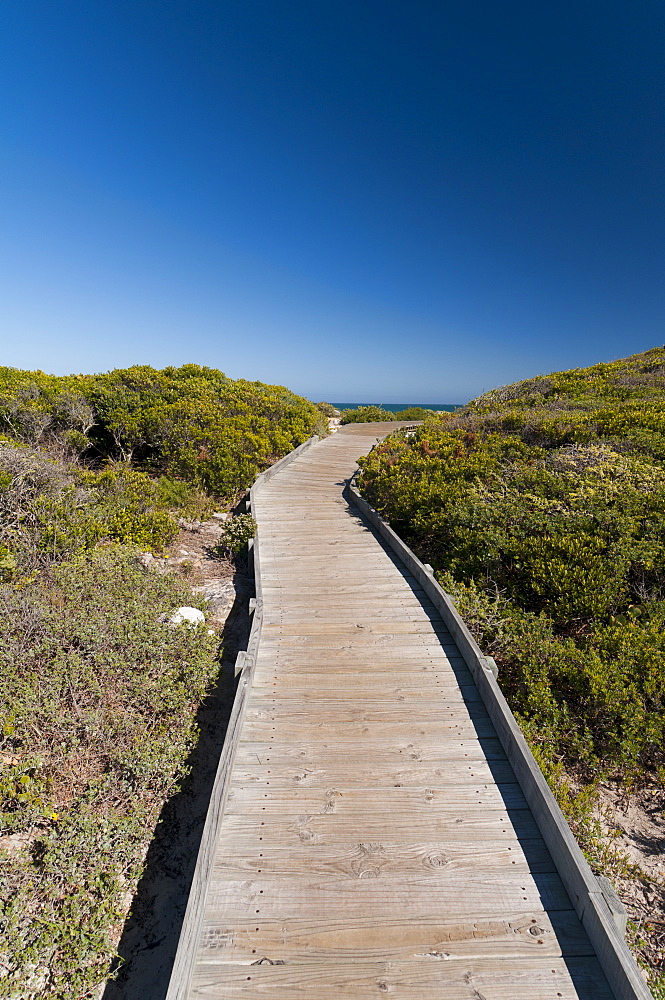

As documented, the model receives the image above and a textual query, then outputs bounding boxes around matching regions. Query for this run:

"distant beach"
[330,403,462,412]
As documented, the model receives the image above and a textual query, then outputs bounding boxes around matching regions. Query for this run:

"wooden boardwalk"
[185,424,621,999]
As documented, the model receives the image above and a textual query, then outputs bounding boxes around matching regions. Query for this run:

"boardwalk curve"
[168,424,651,1000]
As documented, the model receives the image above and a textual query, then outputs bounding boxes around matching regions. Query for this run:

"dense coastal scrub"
[0,365,323,997]
[340,404,433,423]
[357,346,665,986]
[0,363,326,496]
[0,551,217,997]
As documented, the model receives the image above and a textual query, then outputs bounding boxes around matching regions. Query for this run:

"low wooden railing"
[165,434,320,1000]
[347,481,651,1000]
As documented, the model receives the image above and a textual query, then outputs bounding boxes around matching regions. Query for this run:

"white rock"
[212,512,230,521]
[169,606,205,627]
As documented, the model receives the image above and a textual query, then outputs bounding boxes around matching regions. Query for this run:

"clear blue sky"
[1,1,663,402]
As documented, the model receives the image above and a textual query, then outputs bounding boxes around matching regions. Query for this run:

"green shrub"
[155,475,214,520]
[0,547,219,997]
[340,405,392,423]
[343,405,431,421]
[215,513,256,554]
[357,345,665,783]
[315,401,338,417]
[0,545,16,582]
[393,406,431,419]
[339,405,434,423]
[0,449,180,566]
[0,364,323,500]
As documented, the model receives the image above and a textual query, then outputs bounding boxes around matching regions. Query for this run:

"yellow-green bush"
[340,404,432,423]
[357,346,665,778]
[0,548,219,997]
[0,364,324,499]
[0,446,181,568]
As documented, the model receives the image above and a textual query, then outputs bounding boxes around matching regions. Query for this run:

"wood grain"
[190,957,614,999]
[195,911,593,962]
[212,840,556,879]
[230,757,516,787]
[205,871,572,920]
[225,782,528,812]
[172,425,625,1000]
[233,738,509,765]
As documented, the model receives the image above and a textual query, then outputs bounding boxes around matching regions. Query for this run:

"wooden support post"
[234,650,248,677]
[484,655,499,679]
[598,876,628,939]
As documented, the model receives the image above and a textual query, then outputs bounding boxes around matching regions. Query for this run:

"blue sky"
[1,1,663,402]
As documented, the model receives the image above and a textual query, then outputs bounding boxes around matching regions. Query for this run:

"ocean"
[330,403,461,413]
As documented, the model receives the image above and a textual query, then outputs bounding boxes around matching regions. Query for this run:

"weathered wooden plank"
[195,910,593,962]
[256,642,464,655]
[246,690,484,709]
[249,673,479,694]
[257,637,459,650]
[258,636,463,650]
[263,611,441,623]
[260,583,429,594]
[246,686,485,707]
[262,622,454,635]
[190,956,614,999]
[253,654,471,671]
[252,667,473,682]
[234,738,509,764]
[249,688,482,708]
[225,782,528,812]
[230,757,516,787]
[260,599,433,609]
[246,689,487,710]
[204,871,571,919]
[217,809,540,845]
[212,840,556,878]
[252,658,469,674]
[240,717,498,742]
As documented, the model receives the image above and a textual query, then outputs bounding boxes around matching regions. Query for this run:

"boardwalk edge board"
[166,427,651,1000]
[347,482,652,1000]
[166,435,320,1000]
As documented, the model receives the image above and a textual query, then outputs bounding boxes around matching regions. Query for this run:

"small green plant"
[392,406,432,420]
[62,428,90,455]
[215,513,256,554]
[155,475,214,519]
[0,545,16,581]
[646,970,665,999]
